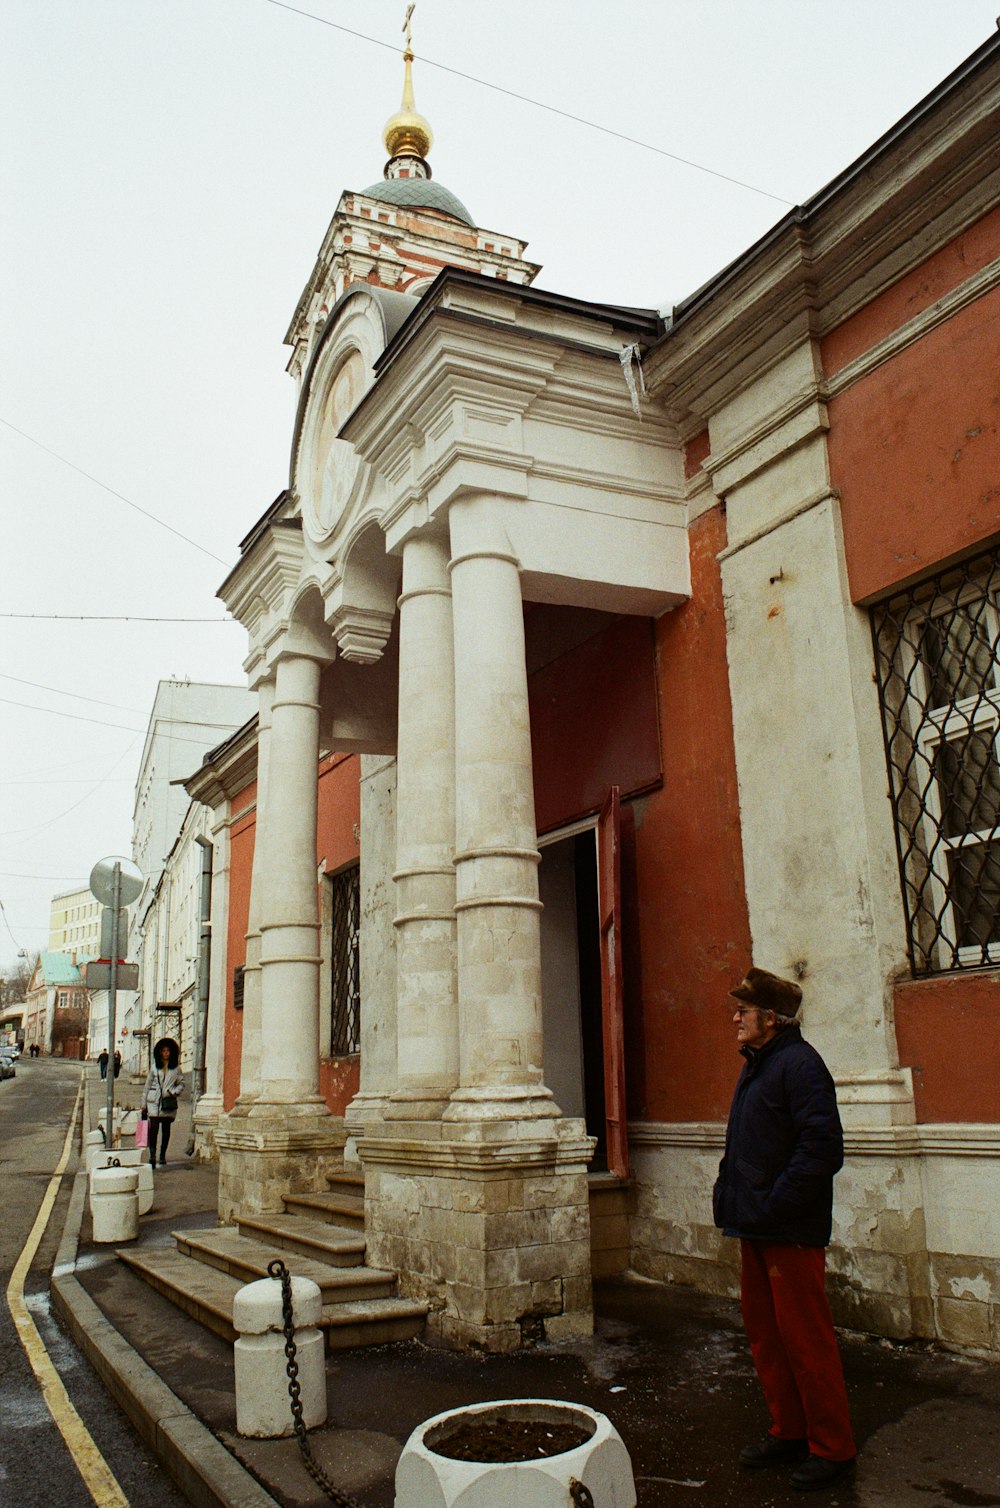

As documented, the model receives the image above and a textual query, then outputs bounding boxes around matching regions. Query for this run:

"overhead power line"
[1,614,234,623]
[0,415,230,566]
[0,673,147,715]
[0,695,252,750]
[266,0,793,206]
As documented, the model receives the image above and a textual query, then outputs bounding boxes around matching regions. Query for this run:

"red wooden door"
[597,786,629,1179]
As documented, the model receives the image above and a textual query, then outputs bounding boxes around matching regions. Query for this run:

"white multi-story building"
[48,886,101,958]
[130,681,255,1073]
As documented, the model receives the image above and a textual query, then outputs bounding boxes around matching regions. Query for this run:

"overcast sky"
[1,0,996,969]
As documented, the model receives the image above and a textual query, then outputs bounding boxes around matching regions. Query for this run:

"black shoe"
[790,1454,856,1491]
[740,1435,809,1469]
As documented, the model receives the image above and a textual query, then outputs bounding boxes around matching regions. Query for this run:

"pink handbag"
[134,1117,149,1149]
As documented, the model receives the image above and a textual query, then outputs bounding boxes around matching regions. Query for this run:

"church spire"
[383,4,434,179]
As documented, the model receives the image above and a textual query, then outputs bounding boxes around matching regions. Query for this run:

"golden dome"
[383,49,433,161]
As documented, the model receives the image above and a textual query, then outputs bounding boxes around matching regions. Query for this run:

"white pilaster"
[193,798,230,1157]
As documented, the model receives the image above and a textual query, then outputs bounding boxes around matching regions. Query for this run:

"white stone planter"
[395,1398,636,1508]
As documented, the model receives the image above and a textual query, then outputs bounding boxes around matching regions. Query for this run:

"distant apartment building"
[130,680,256,1072]
[48,886,100,958]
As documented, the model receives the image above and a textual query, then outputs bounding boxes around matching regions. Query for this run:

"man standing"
[713,966,856,1491]
[98,1048,109,1080]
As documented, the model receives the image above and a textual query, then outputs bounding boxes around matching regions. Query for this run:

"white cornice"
[645,61,1000,425]
[627,1120,1000,1159]
[184,723,258,809]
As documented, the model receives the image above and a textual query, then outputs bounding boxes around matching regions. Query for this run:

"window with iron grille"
[328,864,361,1054]
[871,544,1000,974]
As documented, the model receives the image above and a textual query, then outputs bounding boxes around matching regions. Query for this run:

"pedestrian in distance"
[713,966,857,1492]
[113,1049,122,1078]
[140,1037,183,1168]
[98,1048,109,1080]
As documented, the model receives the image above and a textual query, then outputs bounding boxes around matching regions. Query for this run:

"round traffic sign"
[89,856,143,907]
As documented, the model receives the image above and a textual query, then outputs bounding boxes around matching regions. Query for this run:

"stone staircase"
[117,1171,428,1350]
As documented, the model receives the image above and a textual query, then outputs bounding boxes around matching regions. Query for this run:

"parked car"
[0,1053,15,1080]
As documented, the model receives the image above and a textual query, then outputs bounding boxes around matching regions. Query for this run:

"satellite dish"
[89,856,143,908]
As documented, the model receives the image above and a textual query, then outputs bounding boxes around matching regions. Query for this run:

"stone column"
[254,651,325,1109]
[234,677,274,1109]
[217,656,344,1220]
[387,532,458,1119]
[445,493,555,1123]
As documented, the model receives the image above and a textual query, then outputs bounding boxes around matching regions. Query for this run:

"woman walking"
[141,1037,184,1167]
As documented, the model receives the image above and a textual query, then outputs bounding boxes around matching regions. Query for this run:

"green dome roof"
[360,176,474,227]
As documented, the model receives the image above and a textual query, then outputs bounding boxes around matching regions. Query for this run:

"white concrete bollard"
[89,1152,153,1217]
[90,1163,139,1244]
[395,1399,637,1508]
[83,1130,105,1174]
[233,1274,326,1439]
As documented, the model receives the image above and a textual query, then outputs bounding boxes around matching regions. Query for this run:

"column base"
[344,1091,394,1167]
[385,1089,452,1122]
[216,1108,347,1222]
[443,1083,561,1123]
[358,1116,597,1352]
[192,1094,225,1162]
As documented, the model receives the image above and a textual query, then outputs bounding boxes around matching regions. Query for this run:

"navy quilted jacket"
[713,1025,843,1247]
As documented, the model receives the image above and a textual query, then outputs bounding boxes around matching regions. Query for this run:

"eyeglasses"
[732,1006,763,1018]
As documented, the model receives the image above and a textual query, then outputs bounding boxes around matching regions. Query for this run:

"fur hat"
[152,1036,180,1069]
[729,967,802,1017]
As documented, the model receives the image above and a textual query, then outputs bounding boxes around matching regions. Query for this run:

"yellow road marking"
[5,1076,130,1507]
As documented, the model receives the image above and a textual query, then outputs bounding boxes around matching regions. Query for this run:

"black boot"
[790,1454,856,1491]
[740,1435,809,1469]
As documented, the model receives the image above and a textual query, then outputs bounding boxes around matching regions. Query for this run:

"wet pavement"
[59,1071,1000,1507]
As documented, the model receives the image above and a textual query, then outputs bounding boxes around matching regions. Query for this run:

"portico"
[214,261,689,1344]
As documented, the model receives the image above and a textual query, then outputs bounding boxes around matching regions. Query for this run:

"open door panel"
[597,785,628,1180]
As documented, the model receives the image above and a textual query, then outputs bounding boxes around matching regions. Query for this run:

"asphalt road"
[0,1056,189,1507]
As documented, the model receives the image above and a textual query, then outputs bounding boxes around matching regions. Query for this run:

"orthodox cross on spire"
[383,2,433,177]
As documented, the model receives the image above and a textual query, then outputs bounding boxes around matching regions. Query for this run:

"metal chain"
[267,1259,365,1508]
[570,1480,596,1507]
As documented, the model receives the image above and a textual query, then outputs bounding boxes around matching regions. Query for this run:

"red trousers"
[740,1239,856,1461]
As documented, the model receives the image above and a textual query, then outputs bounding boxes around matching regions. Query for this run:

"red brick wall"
[630,505,753,1122]
[223,778,255,1110]
[825,214,1000,605]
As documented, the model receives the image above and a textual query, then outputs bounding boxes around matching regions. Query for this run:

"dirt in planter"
[429,1417,592,1463]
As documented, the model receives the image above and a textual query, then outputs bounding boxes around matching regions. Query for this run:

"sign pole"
[105,862,121,1147]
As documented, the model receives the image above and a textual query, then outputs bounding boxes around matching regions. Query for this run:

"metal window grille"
[871,544,1000,974]
[329,864,361,1055]
[232,965,244,1010]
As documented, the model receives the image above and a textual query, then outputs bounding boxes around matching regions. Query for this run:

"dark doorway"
[539,828,607,1169]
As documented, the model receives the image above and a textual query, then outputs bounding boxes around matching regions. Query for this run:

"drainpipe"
[187,834,213,1157]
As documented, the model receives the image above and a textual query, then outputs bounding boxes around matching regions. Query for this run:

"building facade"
[194,35,1000,1354]
[23,952,89,1057]
[48,886,101,958]
[130,679,256,1074]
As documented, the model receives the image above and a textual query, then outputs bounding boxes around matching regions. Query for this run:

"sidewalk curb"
[50,1070,278,1508]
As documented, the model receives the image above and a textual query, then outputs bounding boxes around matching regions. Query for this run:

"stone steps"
[237,1212,366,1267]
[174,1227,396,1304]
[117,1245,427,1349]
[282,1190,365,1231]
